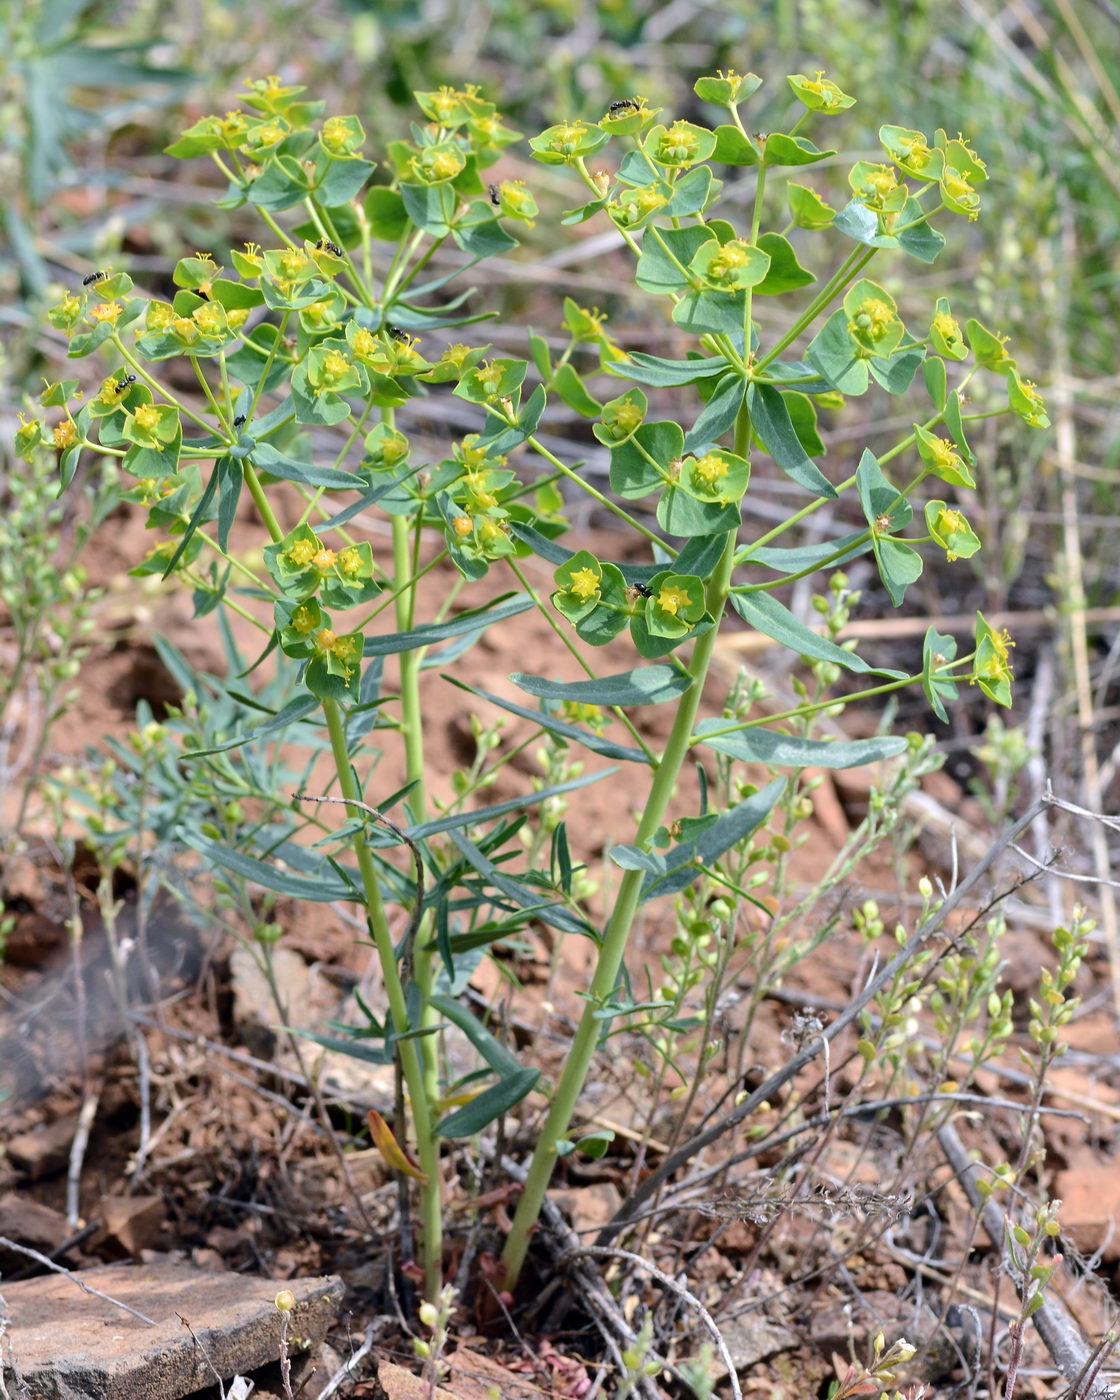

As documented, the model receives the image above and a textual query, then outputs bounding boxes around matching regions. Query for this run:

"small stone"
[547,1182,624,1234]
[95,1196,166,1258]
[712,1314,797,1376]
[6,1115,79,1180]
[0,1192,71,1269]
[1,1258,343,1400]
[1054,1152,1120,1262]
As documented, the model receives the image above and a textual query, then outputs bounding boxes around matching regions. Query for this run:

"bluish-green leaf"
[635,226,711,293]
[753,233,815,295]
[611,353,730,388]
[869,349,924,396]
[182,832,356,901]
[183,694,320,759]
[641,779,785,900]
[363,594,533,655]
[446,829,593,935]
[731,592,904,678]
[510,665,693,707]
[805,309,870,395]
[429,995,522,1077]
[445,677,651,763]
[684,372,746,452]
[693,721,909,769]
[252,448,361,498]
[436,1067,540,1137]
[748,385,838,498]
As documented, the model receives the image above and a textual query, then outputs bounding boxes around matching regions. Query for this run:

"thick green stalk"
[500,527,738,1286]
[388,468,441,1291]
[322,697,442,1295]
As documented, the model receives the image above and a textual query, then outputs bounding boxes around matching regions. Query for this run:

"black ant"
[633,581,653,597]
[607,99,640,117]
[386,325,409,342]
[315,238,344,257]
[487,183,501,206]
[233,415,246,428]
[114,373,137,393]
[83,270,108,286]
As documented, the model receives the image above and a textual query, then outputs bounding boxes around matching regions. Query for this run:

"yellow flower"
[657,583,693,616]
[932,309,961,345]
[312,547,337,571]
[134,404,161,432]
[53,419,79,449]
[848,297,895,338]
[452,516,473,537]
[693,453,729,488]
[313,627,337,652]
[351,327,377,359]
[338,547,364,576]
[291,605,318,634]
[568,567,600,601]
[89,300,123,324]
[287,537,317,567]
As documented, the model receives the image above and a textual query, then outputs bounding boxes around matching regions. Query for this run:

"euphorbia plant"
[29,67,1044,1298]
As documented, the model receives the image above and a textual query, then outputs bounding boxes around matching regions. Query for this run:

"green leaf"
[746,531,872,573]
[610,420,683,499]
[922,625,959,723]
[731,592,904,678]
[896,198,946,263]
[407,770,618,839]
[510,665,693,707]
[642,780,785,900]
[875,536,924,606]
[923,356,948,408]
[446,829,594,935]
[635,226,711,293]
[436,1067,540,1137]
[363,594,532,655]
[711,124,760,165]
[656,486,741,537]
[553,363,601,416]
[856,449,912,532]
[612,353,730,387]
[752,233,815,295]
[445,677,651,763]
[805,309,869,395]
[365,185,409,240]
[748,385,837,498]
[287,1028,391,1065]
[429,995,521,1077]
[869,349,924,395]
[183,694,320,758]
[181,831,355,901]
[693,721,909,769]
[833,199,899,250]
[252,441,361,489]
[683,375,744,450]
[763,133,834,167]
[672,289,747,336]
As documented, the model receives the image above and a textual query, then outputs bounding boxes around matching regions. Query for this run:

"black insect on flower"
[607,99,640,116]
[115,373,137,393]
[634,582,654,598]
[386,325,409,342]
[315,238,344,257]
[488,183,501,206]
[82,270,108,286]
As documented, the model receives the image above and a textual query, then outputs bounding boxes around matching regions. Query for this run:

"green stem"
[500,527,738,1285]
[506,558,656,763]
[522,433,676,554]
[244,463,285,541]
[321,698,442,1296]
